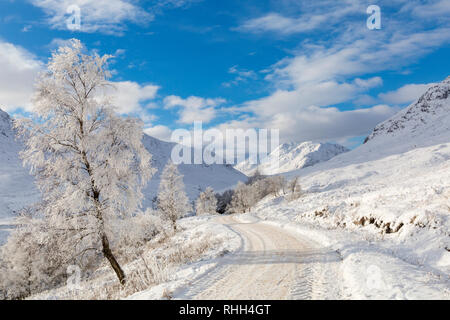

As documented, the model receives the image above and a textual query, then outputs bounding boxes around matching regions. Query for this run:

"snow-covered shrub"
[228,175,287,213]
[195,187,217,215]
[157,162,192,230]
[228,182,256,213]
[253,175,287,198]
[286,176,302,201]
[111,210,165,263]
[0,210,100,299]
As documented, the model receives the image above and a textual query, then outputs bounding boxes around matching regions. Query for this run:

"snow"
[235,141,348,176]
[27,214,241,300]
[245,141,450,297]
[237,77,450,299]
[254,213,449,299]
[127,215,241,300]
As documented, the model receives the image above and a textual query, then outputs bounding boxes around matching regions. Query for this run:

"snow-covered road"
[175,215,344,300]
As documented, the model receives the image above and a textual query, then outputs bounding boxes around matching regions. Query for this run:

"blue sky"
[0,0,449,148]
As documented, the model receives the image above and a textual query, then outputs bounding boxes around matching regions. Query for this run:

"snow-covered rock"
[235,141,348,175]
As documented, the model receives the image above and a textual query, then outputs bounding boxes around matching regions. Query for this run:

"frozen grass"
[29,216,237,300]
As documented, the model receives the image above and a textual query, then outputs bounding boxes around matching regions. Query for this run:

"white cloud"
[223,65,257,87]
[30,0,153,34]
[164,95,225,124]
[0,41,42,112]
[220,1,450,144]
[110,81,159,114]
[235,2,363,35]
[379,83,434,104]
[217,104,398,144]
[48,38,76,50]
[407,0,450,18]
[113,49,126,58]
[243,81,362,117]
[353,94,378,106]
[232,80,399,142]
[0,39,160,116]
[236,13,325,35]
[144,125,173,142]
[354,77,383,89]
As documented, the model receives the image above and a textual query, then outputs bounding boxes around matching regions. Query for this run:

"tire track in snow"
[175,215,344,300]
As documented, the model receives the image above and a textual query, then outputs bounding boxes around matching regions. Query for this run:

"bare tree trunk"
[101,233,126,285]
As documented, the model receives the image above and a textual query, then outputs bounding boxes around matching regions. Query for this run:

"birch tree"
[157,162,191,230]
[228,181,258,213]
[195,187,217,215]
[14,39,154,285]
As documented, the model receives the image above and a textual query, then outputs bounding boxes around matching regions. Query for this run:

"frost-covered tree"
[0,208,78,299]
[227,175,287,214]
[14,39,154,285]
[195,187,217,215]
[228,181,258,213]
[286,176,302,201]
[253,175,286,198]
[157,162,191,230]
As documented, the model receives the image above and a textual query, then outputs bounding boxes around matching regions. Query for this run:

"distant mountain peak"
[235,141,349,175]
[365,76,450,143]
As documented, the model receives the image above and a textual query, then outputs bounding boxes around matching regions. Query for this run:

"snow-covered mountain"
[235,141,349,175]
[365,76,450,145]
[141,134,247,207]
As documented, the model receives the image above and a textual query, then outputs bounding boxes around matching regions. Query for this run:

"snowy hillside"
[235,141,348,175]
[365,76,450,145]
[0,109,39,244]
[0,109,40,216]
[142,134,247,208]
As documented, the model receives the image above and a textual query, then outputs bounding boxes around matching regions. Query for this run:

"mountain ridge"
[364,76,450,144]
[235,141,349,175]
